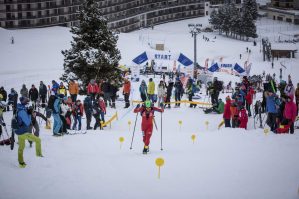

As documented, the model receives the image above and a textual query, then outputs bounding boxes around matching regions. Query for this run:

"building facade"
[0,0,205,32]
[267,0,299,25]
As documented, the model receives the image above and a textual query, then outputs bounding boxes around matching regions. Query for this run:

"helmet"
[145,100,151,108]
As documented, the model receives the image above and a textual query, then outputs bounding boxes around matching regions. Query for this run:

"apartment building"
[0,0,205,32]
[267,0,299,24]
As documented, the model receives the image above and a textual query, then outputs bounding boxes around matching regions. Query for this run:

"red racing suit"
[134,106,163,146]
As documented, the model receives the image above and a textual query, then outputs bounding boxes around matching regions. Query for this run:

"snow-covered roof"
[268,7,299,16]
[271,44,297,51]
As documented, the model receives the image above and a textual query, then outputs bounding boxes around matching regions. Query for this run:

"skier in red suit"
[134,100,163,154]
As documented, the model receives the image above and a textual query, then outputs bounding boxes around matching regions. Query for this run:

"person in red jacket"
[123,78,131,108]
[245,86,254,117]
[87,79,99,102]
[133,100,164,154]
[282,95,297,134]
[223,96,231,127]
[72,99,84,130]
[238,105,248,129]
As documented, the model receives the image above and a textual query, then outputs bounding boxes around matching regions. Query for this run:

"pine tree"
[209,10,221,32]
[243,0,258,20]
[61,0,122,89]
[241,10,257,40]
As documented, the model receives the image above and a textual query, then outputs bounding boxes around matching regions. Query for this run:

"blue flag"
[233,63,245,74]
[178,53,193,66]
[132,52,148,65]
[208,63,219,72]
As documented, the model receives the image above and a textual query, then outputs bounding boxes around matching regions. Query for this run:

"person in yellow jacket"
[58,82,67,97]
[147,78,155,103]
[68,79,79,103]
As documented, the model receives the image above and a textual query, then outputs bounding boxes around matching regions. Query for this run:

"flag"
[132,52,148,65]
[208,63,219,72]
[233,63,245,74]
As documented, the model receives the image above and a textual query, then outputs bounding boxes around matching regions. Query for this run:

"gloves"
[136,104,140,109]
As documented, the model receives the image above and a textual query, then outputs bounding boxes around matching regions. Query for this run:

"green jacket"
[148,81,155,95]
[216,101,224,114]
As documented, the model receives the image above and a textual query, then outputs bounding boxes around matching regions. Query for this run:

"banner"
[132,50,193,67]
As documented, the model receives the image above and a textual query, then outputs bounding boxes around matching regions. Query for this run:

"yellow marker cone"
[205,121,209,130]
[119,137,125,149]
[191,134,196,144]
[128,120,131,131]
[155,157,165,179]
[178,120,182,131]
[264,128,269,135]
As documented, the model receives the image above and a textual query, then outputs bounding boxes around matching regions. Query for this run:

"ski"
[65,130,87,135]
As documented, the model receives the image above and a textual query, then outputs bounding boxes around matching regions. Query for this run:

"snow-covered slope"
[0,17,299,199]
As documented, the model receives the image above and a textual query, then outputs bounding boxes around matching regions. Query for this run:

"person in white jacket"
[157,80,166,106]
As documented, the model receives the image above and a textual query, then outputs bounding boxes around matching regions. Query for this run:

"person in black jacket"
[101,79,111,107]
[110,81,119,108]
[7,88,18,114]
[27,106,48,147]
[29,84,39,110]
[174,78,183,107]
[165,80,174,108]
[84,95,93,130]
[39,81,48,107]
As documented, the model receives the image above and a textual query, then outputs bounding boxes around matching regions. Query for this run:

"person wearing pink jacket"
[283,95,297,134]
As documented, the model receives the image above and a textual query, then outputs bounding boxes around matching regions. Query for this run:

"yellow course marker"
[191,134,196,144]
[128,120,132,131]
[155,157,165,179]
[178,120,182,131]
[119,137,125,149]
[205,121,209,130]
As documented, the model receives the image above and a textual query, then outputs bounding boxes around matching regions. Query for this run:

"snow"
[0,17,299,199]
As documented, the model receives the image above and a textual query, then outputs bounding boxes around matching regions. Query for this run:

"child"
[230,102,239,128]
[72,100,83,130]
[92,101,103,130]
[238,106,248,129]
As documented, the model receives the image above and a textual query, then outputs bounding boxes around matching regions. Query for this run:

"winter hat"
[225,96,231,101]
[19,97,29,105]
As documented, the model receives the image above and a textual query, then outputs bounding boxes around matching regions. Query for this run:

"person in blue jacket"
[52,94,63,136]
[265,91,280,131]
[16,97,43,168]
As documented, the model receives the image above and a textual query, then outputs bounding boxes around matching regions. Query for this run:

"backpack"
[11,112,20,131]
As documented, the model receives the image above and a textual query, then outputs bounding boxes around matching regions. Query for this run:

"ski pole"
[160,112,163,151]
[130,112,139,150]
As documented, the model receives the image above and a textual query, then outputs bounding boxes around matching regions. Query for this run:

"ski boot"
[142,146,149,154]
[19,162,26,168]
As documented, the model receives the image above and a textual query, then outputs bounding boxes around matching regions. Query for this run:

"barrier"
[101,112,118,129]
[132,100,212,108]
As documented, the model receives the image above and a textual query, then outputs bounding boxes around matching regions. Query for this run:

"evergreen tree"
[209,10,221,32]
[241,6,257,40]
[61,0,122,89]
[243,0,258,20]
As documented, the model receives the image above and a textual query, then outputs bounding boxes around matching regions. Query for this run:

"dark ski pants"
[175,92,181,106]
[86,112,92,129]
[70,94,77,103]
[224,119,231,127]
[267,113,277,132]
[124,93,130,108]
